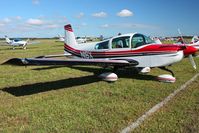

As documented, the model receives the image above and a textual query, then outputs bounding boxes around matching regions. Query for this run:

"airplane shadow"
[32,66,65,70]
[2,75,100,97]
[32,66,157,81]
[71,66,157,81]
[2,66,157,97]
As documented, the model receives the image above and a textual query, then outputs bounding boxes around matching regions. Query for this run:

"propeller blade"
[189,55,197,69]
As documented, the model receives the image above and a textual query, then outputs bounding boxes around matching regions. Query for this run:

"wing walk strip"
[120,73,199,133]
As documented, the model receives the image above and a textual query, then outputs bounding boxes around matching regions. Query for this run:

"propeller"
[188,54,197,69]
[178,28,197,70]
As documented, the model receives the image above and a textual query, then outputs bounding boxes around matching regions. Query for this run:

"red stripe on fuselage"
[64,43,180,58]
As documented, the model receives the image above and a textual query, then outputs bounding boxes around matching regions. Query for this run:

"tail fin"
[5,35,11,44]
[64,24,77,46]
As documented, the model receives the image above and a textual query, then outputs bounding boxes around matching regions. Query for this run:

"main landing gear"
[159,67,175,77]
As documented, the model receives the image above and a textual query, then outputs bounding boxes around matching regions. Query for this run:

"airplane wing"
[2,58,139,67]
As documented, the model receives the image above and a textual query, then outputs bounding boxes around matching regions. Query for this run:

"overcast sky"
[0,0,199,38]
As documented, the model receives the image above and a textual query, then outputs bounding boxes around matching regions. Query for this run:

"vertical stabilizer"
[64,24,77,46]
[5,36,12,44]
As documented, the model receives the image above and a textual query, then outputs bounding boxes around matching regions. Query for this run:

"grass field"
[0,40,199,132]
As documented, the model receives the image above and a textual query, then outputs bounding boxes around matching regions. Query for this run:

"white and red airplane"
[3,24,197,81]
[5,35,29,49]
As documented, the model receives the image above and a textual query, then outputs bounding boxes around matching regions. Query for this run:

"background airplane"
[5,35,29,49]
[56,34,65,42]
[56,34,88,43]
[190,36,199,50]
[76,36,87,43]
[151,37,162,44]
[191,35,199,44]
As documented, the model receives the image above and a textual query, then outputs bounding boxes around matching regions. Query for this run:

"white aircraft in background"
[191,35,199,43]
[5,36,29,49]
[151,37,162,44]
[57,34,87,43]
[76,36,87,43]
[190,36,199,50]
[56,34,65,42]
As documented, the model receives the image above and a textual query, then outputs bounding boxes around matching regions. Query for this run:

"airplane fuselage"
[64,33,185,68]
[11,40,27,46]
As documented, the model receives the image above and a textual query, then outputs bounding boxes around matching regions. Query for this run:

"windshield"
[132,34,155,48]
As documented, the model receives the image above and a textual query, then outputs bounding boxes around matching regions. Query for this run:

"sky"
[0,0,199,38]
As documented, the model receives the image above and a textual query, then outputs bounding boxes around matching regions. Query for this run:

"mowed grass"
[133,76,199,133]
[0,40,199,132]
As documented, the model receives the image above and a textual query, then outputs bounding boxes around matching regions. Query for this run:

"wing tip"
[2,58,27,66]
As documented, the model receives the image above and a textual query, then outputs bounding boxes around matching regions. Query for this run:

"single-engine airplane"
[5,35,29,49]
[3,24,198,81]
